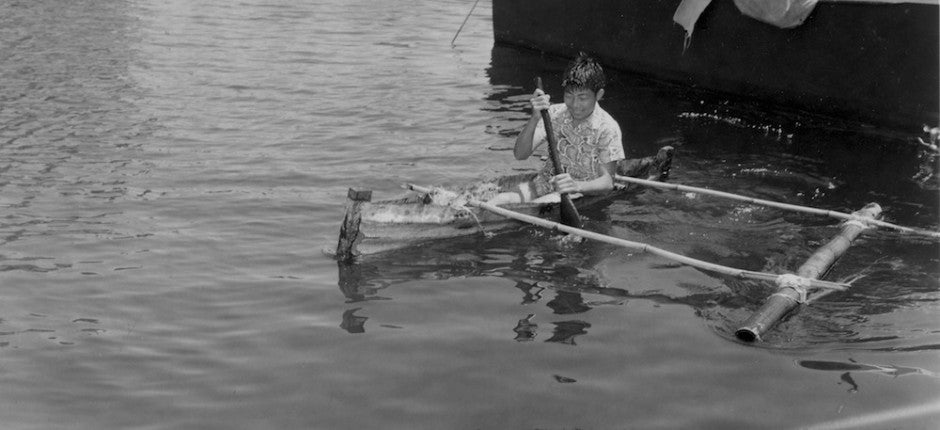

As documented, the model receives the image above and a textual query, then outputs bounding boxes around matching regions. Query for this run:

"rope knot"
[843,218,871,230]
[774,273,811,303]
[425,183,500,237]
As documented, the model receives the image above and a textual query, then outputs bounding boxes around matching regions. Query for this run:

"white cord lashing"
[843,217,872,230]
[772,273,812,304]
[427,186,494,238]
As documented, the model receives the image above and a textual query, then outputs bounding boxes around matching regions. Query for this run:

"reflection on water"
[340,308,368,334]
[545,320,592,346]
[334,230,615,340]
[334,216,940,351]
[334,226,727,343]
[338,239,611,345]
[798,359,938,393]
[546,290,591,315]
[512,313,537,341]
[799,359,936,378]
[511,280,545,304]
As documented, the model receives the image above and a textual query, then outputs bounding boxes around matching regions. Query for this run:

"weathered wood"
[735,203,883,342]
[616,145,673,181]
[346,188,372,202]
[335,188,372,261]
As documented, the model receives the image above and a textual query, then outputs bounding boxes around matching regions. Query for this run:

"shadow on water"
[333,44,940,353]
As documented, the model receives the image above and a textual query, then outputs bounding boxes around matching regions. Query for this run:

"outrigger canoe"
[335,146,674,260]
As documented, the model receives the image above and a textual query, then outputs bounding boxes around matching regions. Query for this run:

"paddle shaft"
[535,77,582,228]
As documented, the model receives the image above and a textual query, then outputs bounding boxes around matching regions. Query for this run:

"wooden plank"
[335,188,372,261]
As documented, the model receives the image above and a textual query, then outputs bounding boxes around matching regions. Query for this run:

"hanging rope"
[451,0,481,47]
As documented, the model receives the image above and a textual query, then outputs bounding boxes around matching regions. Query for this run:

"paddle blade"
[559,194,583,228]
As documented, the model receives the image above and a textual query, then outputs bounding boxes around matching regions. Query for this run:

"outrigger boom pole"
[613,175,938,239]
[407,183,850,292]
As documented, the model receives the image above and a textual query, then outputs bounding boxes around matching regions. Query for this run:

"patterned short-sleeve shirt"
[531,103,625,196]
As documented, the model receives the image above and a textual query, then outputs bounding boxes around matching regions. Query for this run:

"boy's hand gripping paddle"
[535,77,583,229]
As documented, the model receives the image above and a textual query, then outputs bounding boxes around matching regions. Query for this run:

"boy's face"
[564,87,604,121]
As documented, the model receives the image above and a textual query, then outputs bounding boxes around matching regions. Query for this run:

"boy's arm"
[552,161,618,195]
[514,115,542,160]
[514,90,550,160]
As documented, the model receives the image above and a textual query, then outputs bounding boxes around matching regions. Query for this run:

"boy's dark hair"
[562,52,606,93]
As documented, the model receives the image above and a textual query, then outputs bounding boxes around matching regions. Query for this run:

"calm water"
[0,0,938,429]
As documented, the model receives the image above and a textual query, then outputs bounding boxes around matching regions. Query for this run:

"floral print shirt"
[531,103,625,196]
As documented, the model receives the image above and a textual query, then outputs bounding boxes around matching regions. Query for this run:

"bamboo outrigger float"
[735,203,883,342]
[610,174,938,341]
[335,146,674,260]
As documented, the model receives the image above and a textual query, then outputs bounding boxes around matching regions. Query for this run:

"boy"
[490,52,625,205]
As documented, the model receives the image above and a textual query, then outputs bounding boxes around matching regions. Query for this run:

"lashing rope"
[772,273,812,304]
[426,184,499,238]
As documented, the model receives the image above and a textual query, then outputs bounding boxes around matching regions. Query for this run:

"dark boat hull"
[493,0,939,130]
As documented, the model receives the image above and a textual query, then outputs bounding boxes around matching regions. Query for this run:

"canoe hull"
[335,146,674,259]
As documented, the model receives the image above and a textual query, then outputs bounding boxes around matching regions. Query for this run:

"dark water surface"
[0,1,938,429]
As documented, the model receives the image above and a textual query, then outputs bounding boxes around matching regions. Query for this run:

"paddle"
[535,77,583,228]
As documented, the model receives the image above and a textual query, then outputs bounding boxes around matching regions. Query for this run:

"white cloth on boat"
[529,192,583,204]
[673,0,713,49]
[734,0,818,28]
[674,0,818,36]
